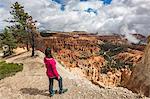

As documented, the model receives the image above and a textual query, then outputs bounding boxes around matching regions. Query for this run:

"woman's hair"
[45,47,53,58]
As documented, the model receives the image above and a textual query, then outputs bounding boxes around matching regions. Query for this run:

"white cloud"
[0,0,150,40]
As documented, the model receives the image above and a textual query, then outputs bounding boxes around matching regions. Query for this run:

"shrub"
[0,61,23,80]
[99,42,127,57]
[99,42,132,74]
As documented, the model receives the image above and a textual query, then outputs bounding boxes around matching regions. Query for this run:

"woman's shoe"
[50,92,55,97]
[59,89,68,94]
[50,90,57,97]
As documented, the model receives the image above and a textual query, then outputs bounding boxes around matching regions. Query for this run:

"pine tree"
[26,16,37,56]
[1,28,17,55]
[7,2,37,56]
[8,2,29,50]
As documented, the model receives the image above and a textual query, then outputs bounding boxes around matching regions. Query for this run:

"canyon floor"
[0,50,149,99]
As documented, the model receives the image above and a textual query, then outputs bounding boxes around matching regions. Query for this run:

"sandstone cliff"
[127,42,150,97]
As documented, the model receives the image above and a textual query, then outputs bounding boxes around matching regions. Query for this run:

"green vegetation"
[0,2,38,57]
[99,42,127,57]
[99,42,132,73]
[1,28,17,56]
[0,61,23,80]
[10,2,37,56]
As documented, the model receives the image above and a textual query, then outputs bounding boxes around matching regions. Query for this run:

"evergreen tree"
[26,16,37,56]
[7,2,37,56]
[1,28,17,54]
[8,2,29,50]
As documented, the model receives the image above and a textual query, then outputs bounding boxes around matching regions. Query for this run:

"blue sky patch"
[52,0,64,4]
[80,0,88,2]
[60,5,65,11]
[0,3,5,8]
[52,0,112,11]
[101,0,112,5]
[84,8,98,15]
[52,0,65,11]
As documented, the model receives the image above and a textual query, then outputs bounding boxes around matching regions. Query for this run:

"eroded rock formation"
[115,49,144,65]
[35,32,145,88]
[127,42,150,97]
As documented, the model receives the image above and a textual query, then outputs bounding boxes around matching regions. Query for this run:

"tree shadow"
[20,88,50,96]
[4,51,27,59]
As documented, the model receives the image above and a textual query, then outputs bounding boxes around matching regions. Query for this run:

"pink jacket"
[44,57,59,78]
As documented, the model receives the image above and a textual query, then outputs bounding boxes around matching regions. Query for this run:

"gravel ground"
[0,51,149,99]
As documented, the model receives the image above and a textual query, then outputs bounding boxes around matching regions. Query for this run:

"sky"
[0,0,150,43]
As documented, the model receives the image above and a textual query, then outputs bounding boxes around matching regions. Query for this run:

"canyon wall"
[127,42,150,97]
[35,32,144,87]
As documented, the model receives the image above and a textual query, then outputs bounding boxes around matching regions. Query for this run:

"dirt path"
[0,51,148,99]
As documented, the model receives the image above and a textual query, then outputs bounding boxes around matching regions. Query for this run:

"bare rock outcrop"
[127,43,150,97]
[115,49,143,65]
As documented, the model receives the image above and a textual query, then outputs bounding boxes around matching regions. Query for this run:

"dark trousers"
[49,76,63,94]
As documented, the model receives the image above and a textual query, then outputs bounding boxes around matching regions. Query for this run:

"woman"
[44,48,68,97]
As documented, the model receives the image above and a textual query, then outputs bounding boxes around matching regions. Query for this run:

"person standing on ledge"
[44,48,68,97]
